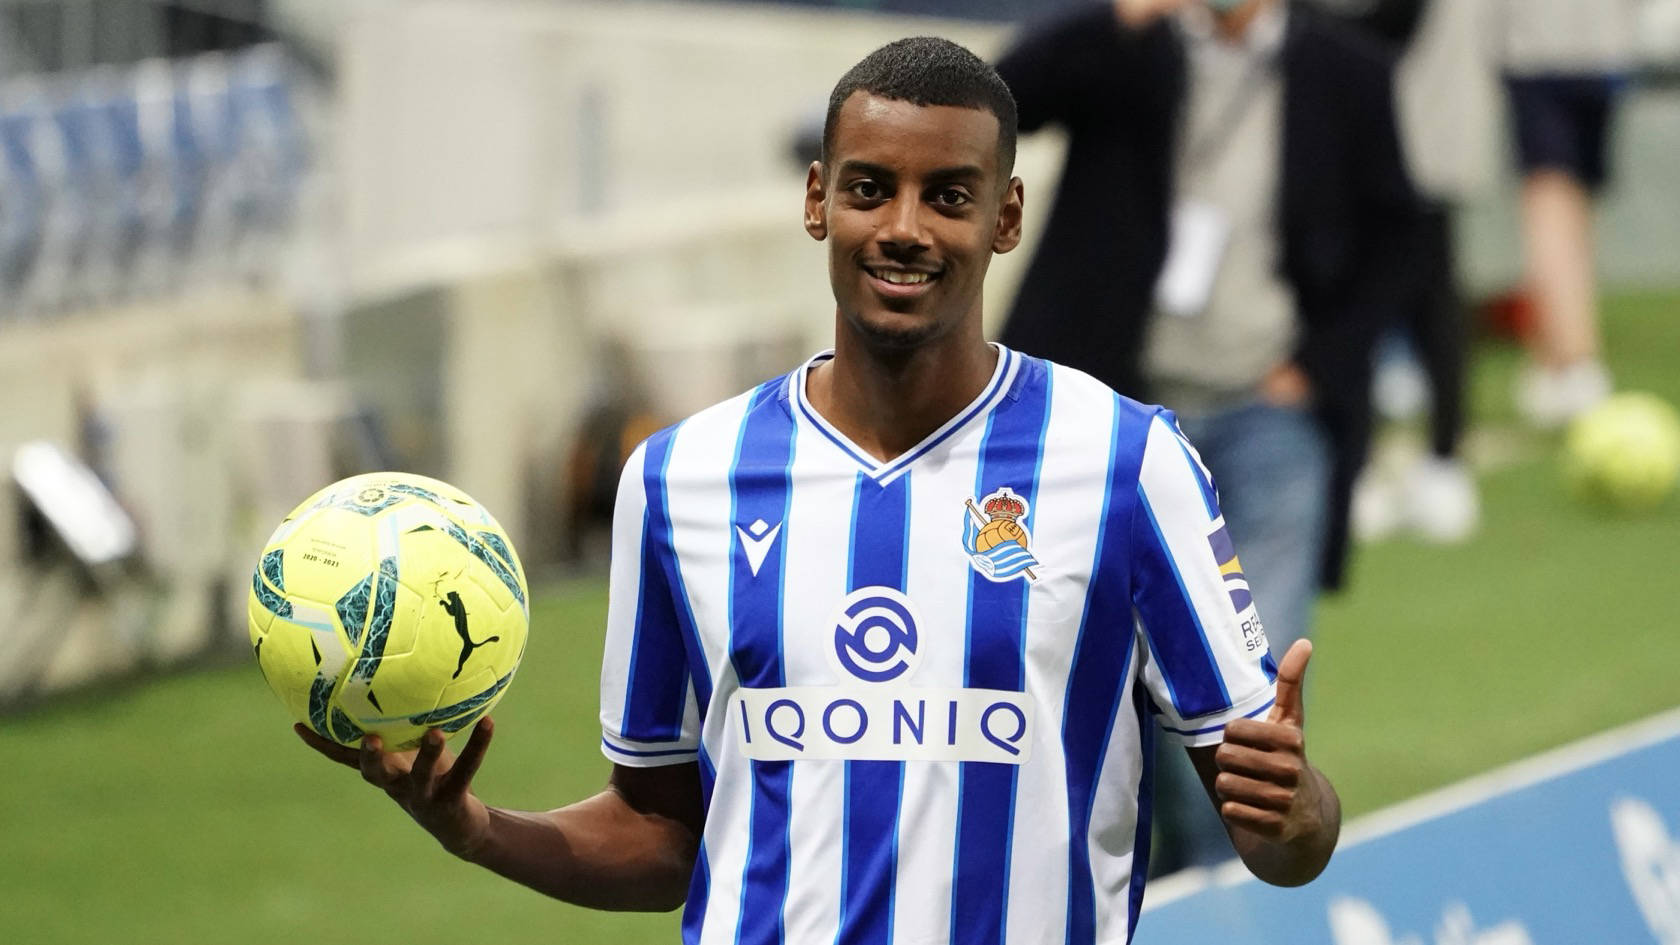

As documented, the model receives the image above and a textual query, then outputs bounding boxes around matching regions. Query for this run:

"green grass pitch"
[2,292,1676,944]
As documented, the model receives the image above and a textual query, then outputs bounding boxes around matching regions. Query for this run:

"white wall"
[337,0,1011,270]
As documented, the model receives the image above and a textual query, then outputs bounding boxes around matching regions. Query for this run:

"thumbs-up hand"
[1213,639,1327,843]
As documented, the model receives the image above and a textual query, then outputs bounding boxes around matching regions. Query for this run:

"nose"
[878,196,929,257]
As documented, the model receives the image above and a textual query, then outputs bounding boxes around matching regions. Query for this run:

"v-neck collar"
[786,343,1020,485]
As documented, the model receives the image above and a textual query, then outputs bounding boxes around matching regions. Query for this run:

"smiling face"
[805,92,1023,353]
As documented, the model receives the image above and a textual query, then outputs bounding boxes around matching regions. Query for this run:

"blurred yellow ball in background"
[1563,392,1680,511]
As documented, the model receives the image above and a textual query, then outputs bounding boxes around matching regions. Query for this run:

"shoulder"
[1012,354,1174,476]
[1032,354,1167,433]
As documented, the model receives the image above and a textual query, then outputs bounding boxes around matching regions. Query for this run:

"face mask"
[1206,0,1249,12]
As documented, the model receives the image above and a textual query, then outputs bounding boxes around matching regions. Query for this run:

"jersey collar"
[787,342,1021,486]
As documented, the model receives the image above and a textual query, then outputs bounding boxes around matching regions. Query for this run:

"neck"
[807,318,997,463]
[1214,0,1273,42]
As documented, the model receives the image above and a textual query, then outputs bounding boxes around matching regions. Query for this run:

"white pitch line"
[1144,705,1680,909]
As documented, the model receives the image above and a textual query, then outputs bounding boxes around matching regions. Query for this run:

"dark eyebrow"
[837,160,896,181]
[834,161,986,186]
[924,165,986,186]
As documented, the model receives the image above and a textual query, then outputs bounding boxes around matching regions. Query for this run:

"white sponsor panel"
[730,686,1033,764]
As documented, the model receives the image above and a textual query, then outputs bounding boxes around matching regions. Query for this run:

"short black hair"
[822,36,1018,179]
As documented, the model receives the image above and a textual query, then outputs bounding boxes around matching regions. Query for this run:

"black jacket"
[996,2,1423,590]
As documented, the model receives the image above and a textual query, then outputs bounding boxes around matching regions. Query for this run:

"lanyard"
[1176,39,1282,174]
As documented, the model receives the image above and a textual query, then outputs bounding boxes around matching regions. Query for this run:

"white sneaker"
[1403,455,1480,543]
[1516,360,1612,430]
[1352,470,1405,542]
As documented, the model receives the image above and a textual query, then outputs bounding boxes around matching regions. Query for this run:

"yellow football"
[248,472,529,749]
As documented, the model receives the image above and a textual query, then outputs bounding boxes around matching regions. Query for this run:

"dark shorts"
[1503,74,1623,189]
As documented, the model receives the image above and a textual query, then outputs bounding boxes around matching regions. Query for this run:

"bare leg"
[1521,168,1601,368]
[1515,168,1611,427]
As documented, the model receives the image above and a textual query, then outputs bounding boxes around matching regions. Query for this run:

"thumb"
[1267,639,1312,727]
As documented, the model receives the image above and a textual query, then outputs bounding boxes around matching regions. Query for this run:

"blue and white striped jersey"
[599,345,1277,945]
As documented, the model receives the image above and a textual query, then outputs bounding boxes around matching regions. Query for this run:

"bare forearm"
[1230,764,1341,887]
[460,790,698,911]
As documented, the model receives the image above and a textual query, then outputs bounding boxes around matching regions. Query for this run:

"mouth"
[863,264,942,298]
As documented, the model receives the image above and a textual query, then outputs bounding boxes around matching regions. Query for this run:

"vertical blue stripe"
[640,427,713,715]
[730,380,798,945]
[1134,485,1232,717]
[638,428,719,941]
[642,427,718,945]
[1169,432,1220,521]
[1060,398,1137,945]
[837,471,910,945]
[619,508,692,741]
[952,358,1054,945]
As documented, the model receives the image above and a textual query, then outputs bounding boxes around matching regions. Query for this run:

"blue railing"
[0,44,309,321]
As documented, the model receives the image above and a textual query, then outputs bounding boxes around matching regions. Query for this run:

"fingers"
[1223,717,1305,755]
[295,723,361,770]
[1214,741,1301,785]
[410,728,446,786]
[300,721,490,809]
[1266,639,1313,727]
[1214,770,1297,813]
[359,734,412,790]
[1219,800,1290,838]
[440,716,495,799]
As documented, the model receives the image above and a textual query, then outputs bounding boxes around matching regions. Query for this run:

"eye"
[848,179,885,201]
[934,187,972,208]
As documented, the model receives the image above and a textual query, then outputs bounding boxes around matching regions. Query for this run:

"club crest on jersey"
[961,487,1040,583]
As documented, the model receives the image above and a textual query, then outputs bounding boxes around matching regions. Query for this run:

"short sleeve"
[598,441,701,766]
[1130,412,1277,746]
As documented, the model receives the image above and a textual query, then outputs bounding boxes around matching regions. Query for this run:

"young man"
[299,37,1340,944]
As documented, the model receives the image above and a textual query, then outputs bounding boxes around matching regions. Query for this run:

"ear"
[991,176,1025,254]
[803,161,828,241]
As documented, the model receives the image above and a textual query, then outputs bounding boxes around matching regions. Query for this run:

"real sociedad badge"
[962,487,1040,583]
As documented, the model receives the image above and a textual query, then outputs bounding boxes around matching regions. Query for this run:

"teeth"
[876,270,931,285]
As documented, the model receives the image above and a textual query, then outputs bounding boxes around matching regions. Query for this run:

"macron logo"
[736,518,783,577]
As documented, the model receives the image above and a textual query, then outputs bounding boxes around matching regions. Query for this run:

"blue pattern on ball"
[335,575,374,648]
[407,670,514,726]
[349,557,399,682]
[442,521,526,608]
[251,550,292,619]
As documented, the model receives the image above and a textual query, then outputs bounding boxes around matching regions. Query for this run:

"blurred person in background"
[995,0,1420,872]
[299,36,1342,941]
[1501,0,1639,429]
[1335,0,1497,545]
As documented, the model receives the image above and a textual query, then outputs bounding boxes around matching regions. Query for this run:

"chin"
[848,307,944,351]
